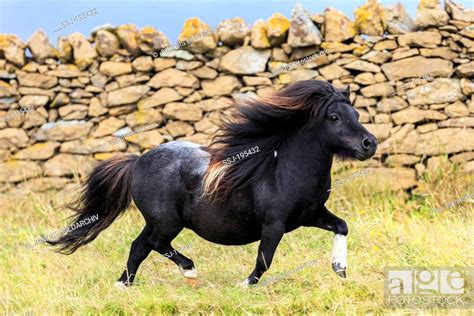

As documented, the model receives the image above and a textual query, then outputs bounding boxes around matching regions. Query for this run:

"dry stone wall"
[0,0,473,193]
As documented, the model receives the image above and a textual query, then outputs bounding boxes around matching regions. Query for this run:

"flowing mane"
[202,80,350,202]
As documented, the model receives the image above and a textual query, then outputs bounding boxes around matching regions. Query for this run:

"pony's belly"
[186,210,262,246]
[192,229,261,245]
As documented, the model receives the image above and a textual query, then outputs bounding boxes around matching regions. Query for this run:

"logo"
[385,267,473,308]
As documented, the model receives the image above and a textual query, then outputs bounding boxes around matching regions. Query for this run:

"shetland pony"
[48,80,377,286]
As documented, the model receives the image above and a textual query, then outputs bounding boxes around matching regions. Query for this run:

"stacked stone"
[0,0,472,192]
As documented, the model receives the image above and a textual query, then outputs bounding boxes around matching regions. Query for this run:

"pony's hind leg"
[116,224,153,287]
[131,193,197,280]
[149,230,197,279]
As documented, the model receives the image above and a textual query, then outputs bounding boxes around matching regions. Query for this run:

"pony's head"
[311,86,378,161]
[260,80,377,161]
[202,80,377,200]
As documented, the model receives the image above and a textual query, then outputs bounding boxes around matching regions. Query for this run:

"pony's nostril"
[362,137,372,150]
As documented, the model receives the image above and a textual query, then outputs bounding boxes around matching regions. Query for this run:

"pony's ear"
[342,86,350,98]
[340,86,352,105]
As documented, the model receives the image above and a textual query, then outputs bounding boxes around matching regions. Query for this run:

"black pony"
[48,80,377,287]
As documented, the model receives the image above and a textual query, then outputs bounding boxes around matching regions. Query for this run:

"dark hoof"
[332,263,347,278]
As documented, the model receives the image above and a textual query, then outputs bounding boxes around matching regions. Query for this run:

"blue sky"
[0,0,472,43]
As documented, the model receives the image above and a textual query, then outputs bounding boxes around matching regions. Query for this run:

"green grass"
[1,164,473,315]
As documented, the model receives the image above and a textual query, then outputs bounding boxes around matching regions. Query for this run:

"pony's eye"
[328,115,339,121]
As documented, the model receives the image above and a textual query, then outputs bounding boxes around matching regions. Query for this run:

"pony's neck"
[277,128,333,190]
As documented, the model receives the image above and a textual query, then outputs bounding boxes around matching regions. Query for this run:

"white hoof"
[180,267,198,279]
[238,278,250,288]
[114,281,128,290]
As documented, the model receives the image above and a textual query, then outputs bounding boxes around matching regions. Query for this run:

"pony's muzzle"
[358,134,377,159]
[362,137,374,150]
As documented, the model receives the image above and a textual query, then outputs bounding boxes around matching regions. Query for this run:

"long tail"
[47,154,139,254]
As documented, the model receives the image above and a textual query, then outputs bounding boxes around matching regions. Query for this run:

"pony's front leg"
[241,222,285,287]
[306,205,348,278]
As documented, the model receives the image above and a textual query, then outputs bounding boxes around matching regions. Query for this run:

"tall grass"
[1,164,472,314]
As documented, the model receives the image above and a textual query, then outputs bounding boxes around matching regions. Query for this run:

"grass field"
[1,163,473,315]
